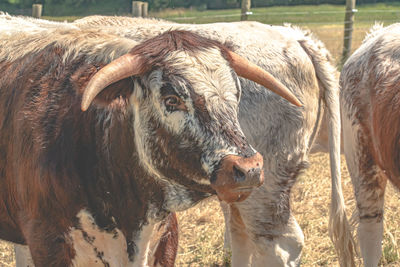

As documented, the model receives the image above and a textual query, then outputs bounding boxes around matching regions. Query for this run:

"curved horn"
[227,51,302,107]
[81,53,146,111]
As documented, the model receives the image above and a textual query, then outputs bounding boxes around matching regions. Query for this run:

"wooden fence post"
[132,1,143,17]
[142,2,148,17]
[32,4,42,18]
[341,0,356,64]
[241,0,251,21]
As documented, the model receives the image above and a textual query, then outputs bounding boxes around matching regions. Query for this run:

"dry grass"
[176,197,226,266]
[307,24,369,65]
[0,242,14,267]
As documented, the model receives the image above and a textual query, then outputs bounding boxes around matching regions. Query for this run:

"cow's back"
[341,24,400,187]
[0,43,36,244]
[0,31,77,244]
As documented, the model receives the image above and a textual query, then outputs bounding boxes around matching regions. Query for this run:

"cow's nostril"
[233,166,246,182]
[249,168,261,178]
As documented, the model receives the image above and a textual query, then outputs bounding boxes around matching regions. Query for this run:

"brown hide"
[342,39,400,190]
[150,213,179,267]
[370,71,400,188]
[0,45,163,265]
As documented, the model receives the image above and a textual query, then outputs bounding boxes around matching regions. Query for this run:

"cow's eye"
[163,95,185,112]
[165,96,179,106]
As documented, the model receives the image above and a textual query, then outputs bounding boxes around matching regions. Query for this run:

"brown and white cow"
[0,27,301,266]
[341,23,400,267]
[0,14,356,266]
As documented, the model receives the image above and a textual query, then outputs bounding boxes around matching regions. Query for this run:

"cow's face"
[81,31,300,203]
[130,47,263,202]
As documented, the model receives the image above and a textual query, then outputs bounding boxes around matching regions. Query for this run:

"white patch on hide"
[69,210,129,267]
[14,244,35,267]
[147,70,189,136]
[130,81,165,181]
[131,222,156,267]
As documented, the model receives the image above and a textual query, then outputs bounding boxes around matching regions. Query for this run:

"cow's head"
[81,31,301,203]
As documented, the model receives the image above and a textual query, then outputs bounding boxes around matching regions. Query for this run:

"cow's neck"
[76,110,161,259]
[77,108,209,262]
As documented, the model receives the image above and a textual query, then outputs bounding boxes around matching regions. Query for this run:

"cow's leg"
[21,221,94,267]
[228,204,303,267]
[22,234,75,267]
[15,244,35,267]
[342,115,387,267]
[220,201,234,262]
[228,181,304,267]
[148,213,179,267]
[228,204,253,266]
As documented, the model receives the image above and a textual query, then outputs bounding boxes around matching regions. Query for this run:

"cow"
[340,23,400,267]
[0,25,302,266]
[71,16,357,266]
[1,14,356,266]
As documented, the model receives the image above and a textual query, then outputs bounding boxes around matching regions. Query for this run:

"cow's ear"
[91,78,134,109]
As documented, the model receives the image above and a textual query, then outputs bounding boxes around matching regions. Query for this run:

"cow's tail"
[298,31,356,267]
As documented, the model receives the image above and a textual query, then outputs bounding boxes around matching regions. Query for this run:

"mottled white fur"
[342,114,384,267]
[162,48,242,175]
[164,183,199,212]
[339,23,400,267]
[130,76,165,182]
[164,48,239,112]
[129,61,241,185]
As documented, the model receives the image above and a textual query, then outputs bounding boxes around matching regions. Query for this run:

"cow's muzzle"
[210,152,264,203]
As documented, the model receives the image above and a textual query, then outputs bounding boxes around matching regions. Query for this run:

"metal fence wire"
[162,7,400,63]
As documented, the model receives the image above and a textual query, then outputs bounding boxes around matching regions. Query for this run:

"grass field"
[1,3,400,267]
